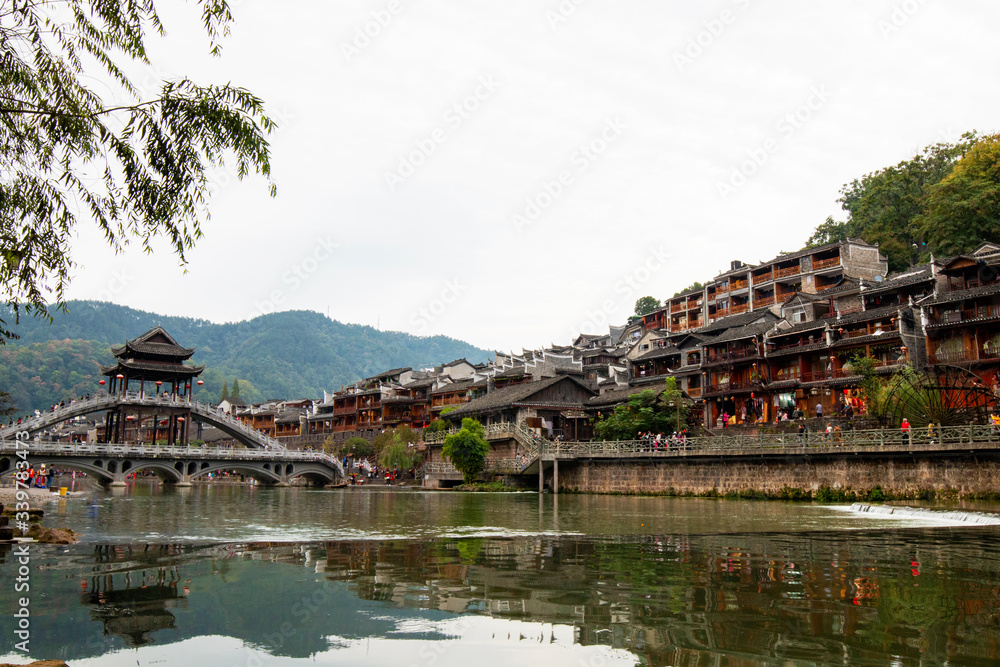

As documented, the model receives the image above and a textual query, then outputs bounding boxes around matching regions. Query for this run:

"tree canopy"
[805,132,983,271]
[634,296,661,316]
[919,134,1000,256]
[0,1,276,339]
[673,282,704,298]
[593,378,689,440]
[442,418,491,483]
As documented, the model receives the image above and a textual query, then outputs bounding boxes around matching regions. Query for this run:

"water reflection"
[3,525,1000,666]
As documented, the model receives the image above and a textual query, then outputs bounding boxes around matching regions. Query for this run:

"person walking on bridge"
[901,418,911,445]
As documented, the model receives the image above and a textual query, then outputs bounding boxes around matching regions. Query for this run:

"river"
[2,483,1000,666]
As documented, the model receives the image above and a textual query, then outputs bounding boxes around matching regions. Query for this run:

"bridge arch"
[119,461,183,484]
[0,457,115,485]
[292,470,337,486]
[187,463,283,485]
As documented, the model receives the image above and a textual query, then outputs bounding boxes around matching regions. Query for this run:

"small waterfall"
[849,503,1000,525]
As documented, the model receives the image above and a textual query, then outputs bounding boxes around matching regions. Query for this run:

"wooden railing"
[754,295,775,307]
[812,256,841,270]
[929,304,1000,326]
[775,265,801,278]
[730,303,749,315]
[752,272,773,285]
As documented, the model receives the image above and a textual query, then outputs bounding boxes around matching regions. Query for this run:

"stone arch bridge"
[0,393,285,450]
[0,440,344,487]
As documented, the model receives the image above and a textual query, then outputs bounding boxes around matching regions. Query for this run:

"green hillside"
[1,301,492,414]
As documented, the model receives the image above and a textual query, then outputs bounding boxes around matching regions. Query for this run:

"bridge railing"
[0,440,338,467]
[424,423,1000,473]
[0,392,288,451]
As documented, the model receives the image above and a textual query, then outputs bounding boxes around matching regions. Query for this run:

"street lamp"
[668,397,682,433]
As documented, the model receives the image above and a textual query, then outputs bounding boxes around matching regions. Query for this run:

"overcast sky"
[63,0,999,353]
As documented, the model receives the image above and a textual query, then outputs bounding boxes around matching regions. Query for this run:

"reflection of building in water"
[82,560,184,647]
[231,532,1000,667]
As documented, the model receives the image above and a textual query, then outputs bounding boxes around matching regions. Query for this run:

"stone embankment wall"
[554,454,1000,496]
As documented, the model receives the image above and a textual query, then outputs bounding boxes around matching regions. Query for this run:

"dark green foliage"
[231,378,241,399]
[673,282,704,298]
[594,378,689,440]
[0,301,492,412]
[378,437,421,471]
[0,1,276,339]
[220,381,229,402]
[806,132,982,271]
[634,296,661,316]
[0,339,113,418]
[339,437,373,458]
[442,418,491,484]
[425,419,452,433]
[919,134,1000,255]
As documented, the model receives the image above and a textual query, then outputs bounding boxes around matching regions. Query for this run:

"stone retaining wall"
[554,453,1000,496]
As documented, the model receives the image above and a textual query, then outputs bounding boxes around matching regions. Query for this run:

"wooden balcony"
[775,265,801,279]
[812,256,841,270]
[670,303,684,313]
[730,279,749,291]
[431,396,468,408]
[333,406,355,415]
[730,303,749,315]
[716,283,730,294]
[932,346,1000,364]
[752,271,773,285]
[704,347,760,364]
[930,304,1000,326]
[754,295,775,307]
[686,387,702,397]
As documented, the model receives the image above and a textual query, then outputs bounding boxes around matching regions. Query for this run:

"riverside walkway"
[423,422,1000,491]
[0,439,344,487]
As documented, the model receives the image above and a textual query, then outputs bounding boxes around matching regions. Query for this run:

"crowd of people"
[635,430,689,450]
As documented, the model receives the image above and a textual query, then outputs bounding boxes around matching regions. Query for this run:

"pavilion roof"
[111,326,195,360]
[101,358,205,379]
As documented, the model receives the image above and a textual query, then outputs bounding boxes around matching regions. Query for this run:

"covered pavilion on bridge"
[101,327,205,446]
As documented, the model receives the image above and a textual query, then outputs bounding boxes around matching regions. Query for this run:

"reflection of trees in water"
[233,529,1000,666]
[84,546,185,647]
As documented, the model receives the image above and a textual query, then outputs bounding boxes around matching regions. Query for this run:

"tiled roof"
[445,376,595,418]
[706,320,775,345]
[429,379,474,395]
[587,385,651,407]
[817,277,861,296]
[102,359,204,376]
[769,317,833,338]
[698,309,778,335]
[633,346,681,362]
[365,367,411,381]
[863,265,934,294]
[920,282,1000,306]
[835,304,900,325]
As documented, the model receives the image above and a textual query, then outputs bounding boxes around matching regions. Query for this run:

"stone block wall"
[555,454,1000,496]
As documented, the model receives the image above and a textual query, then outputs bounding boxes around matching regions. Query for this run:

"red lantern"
[177,417,185,423]
[99,380,105,386]
[156,381,163,386]
[197,380,204,386]
[116,374,124,380]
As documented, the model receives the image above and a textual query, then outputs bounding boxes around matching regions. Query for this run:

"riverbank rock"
[0,661,70,667]
[23,524,78,544]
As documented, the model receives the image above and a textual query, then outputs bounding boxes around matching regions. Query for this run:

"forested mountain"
[0,301,492,414]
